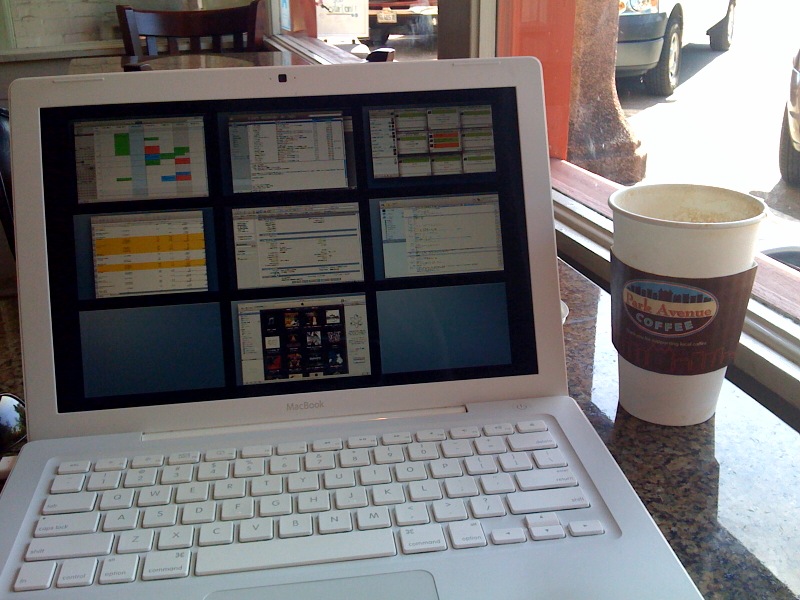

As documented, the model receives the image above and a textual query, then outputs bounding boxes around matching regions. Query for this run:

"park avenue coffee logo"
[623,280,718,338]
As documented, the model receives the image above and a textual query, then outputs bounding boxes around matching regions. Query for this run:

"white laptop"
[0,57,701,599]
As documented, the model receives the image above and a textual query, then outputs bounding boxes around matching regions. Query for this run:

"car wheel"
[709,1,735,51]
[644,17,682,96]
[779,107,800,187]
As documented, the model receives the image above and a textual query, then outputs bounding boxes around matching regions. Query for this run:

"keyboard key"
[205,448,237,461]
[530,525,566,541]
[474,436,507,455]
[532,449,568,469]
[312,438,343,452]
[407,442,439,461]
[399,524,447,554]
[516,467,578,491]
[449,520,487,548]
[440,439,474,458]
[99,555,139,584]
[50,474,85,494]
[14,561,56,591]
[175,482,209,503]
[99,489,134,511]
[142,505,178,528]
[346,435,377,449]
[141,550,191,580]
[157,526,193,550]
[131,455,164,469]
[35,512,100,537]
[279,514,313,538]
[94,458,127,471]
[137,485,173,507]
[42,491,97,515]
[161,464,194,485]
[58,461,91,475]
[318,510,353,534]
[394,502,430,526]
[469,495,506,519]
[568,520,605,537]
[102,508,139,531]
[233,458,265,478]
[508,432,557,451]
[382,432,412,445]
[497,452,533,472]
[86,471,121,492]
[199,522,235,546]
[181,501,215,525]
[450,426,480,439]
[335,487,369,510]
[195,529,396,575]
[431,499,468,522]
[484,423,515,436]
[123,468,158,488]
[221,497,255,521]
[479,473,516,495]
[416,429,446,442]
[197,461,229,481]
[490,528,526,545]
[239,517,274,542]
[506,488,590,514]
[117,529,154,553]
[323,468,357,489]
[241,445,273,458]
[516,420,548,433]
[214,478,246,500]
[276,441,307,455]
[168,451,200,465]
[26,532,114,561]
[356,506,392,529]
[56,557,97,587]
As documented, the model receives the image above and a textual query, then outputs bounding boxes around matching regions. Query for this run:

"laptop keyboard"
[14,420,606,591]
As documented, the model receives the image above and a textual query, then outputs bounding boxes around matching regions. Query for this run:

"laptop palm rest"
[205,570,439,600]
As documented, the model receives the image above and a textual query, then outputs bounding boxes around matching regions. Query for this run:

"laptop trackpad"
[205,570,439,600]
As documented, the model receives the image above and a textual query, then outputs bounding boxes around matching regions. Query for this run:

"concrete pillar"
[567,0,646,184]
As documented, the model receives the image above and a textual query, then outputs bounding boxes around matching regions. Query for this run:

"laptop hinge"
[141,406,467,442]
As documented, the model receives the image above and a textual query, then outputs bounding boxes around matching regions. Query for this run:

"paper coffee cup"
[608,184,767,426]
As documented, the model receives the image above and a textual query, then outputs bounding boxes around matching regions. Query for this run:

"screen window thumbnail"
[74,116,209,203]
[369,105,496,179]
[91,211,208,298]
[228,112,354,193]
[233,203,364,289]
[236,295,370,385]
[378,194,503,278]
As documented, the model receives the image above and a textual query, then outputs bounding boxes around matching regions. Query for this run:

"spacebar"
[195,529,397,576]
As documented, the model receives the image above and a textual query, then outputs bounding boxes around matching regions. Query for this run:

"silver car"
[779,48,800,187]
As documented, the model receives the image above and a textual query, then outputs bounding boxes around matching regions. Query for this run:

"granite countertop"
[0,262,798,599]
[558,260,800,600]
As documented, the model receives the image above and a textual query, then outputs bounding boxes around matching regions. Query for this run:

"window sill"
[550,158,800,429]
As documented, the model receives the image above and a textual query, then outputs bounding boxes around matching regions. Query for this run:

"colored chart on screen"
[91,211,208,298]
[75,116,209,203]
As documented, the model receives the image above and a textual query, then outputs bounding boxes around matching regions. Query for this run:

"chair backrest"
[0,107,13,257]
[116,0,266,58]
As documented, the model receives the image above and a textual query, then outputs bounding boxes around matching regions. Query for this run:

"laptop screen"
[38,87,536,414]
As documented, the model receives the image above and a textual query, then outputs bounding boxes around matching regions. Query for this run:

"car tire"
[644,17,682,96]
[709,1,735,52]
[779,107,800,187]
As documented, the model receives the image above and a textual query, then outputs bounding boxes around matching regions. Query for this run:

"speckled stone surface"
[0,263,798,599]
[558,261,800,600]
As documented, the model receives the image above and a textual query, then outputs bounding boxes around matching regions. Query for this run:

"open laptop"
[0,57,701,599]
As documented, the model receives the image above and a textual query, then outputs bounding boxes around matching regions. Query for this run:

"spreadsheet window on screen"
[39,89,535,411]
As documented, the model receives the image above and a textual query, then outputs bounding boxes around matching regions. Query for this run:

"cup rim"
[608,184,768,229]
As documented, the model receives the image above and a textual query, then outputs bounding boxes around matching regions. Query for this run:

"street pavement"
[616,0,800,252]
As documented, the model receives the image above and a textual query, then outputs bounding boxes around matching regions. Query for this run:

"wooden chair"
[116,1,266,58]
